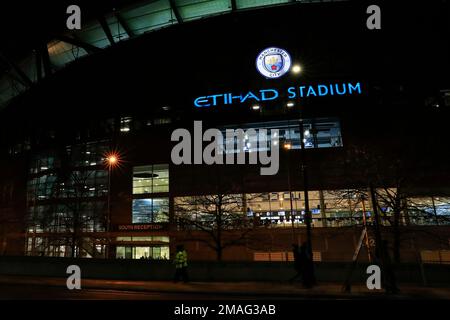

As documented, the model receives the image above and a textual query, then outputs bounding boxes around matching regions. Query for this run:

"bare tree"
[175,189,258,261]
[339,142,449,263]
[61,170,105,258]
[28,168,106,258]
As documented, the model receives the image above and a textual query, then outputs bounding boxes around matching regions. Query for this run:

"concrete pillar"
[319,190,327,227]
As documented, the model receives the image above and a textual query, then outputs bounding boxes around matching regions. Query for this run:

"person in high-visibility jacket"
[173,244,189,282]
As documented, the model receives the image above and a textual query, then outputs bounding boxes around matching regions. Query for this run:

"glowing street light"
[292,64,302,74]
[252,104,261,110]
[105,152,121,169]
[108,155,117,165]
[287,101,295,108]
[103,151,122,259]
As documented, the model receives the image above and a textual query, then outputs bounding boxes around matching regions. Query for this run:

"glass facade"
[29,152,58,174]
[116,246,170,260]
[26,236,106,258]
[175,190,450,229]
[133,164,169,194]
[132,164,170,224]
[25,141,109,258]
[175,194,247,230]
[15,122,450,260]
[27,174,57,200]
[220,118,343,153]
[115,236,170,260]
[408,196,450,225]
[132,198,169,223]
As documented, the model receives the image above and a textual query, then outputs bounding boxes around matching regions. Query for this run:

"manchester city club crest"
[256,47,292,79]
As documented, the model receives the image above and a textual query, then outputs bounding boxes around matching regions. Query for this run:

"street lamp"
[284,137,296,242]
[104,152,121,258]
[107,155,118,166]
[297,113,316,285]
[299,119,312,252]
[292,64,302,74]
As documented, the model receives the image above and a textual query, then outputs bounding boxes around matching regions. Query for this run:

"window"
[153,118,171,125]
[25,141,110,258]
[116,246,170,260]
[133,164,169,194]
[115,235,170,260]
[116,236,169,243]
[219,118,343,153]
[408,196,450,225]
[132,198,169,223]
[27,201,106,234]
[27,174,57,200]
[69,141,109,167]
[174,194,247,230]
[30,154,58,174]
[120,116,132,133]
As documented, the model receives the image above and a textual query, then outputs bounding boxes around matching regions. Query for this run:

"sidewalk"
[1,275,449,299]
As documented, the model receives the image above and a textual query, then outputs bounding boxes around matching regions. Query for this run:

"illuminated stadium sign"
[194,82,362,108]
[256,47,292,79]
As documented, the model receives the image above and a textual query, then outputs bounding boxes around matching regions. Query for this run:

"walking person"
[381,240,399,294]
[289,244,303,283]
[173,245,189,283]
[300,242,315,288]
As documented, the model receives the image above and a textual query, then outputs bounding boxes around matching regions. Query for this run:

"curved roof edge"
[0,0,346,109]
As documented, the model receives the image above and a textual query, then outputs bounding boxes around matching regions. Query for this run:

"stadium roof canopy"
[0,0,345,109]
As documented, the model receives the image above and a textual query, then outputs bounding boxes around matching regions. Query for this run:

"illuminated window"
[154,118,172,125]
[29,154,57,174]
[133,164,169,194]
[132,198,169,223]
[219,118,343,153]
[116,245,170,260]
[116,236,169,242]
[120,117,132,133]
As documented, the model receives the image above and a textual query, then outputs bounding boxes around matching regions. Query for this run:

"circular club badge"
[256,47,292,79]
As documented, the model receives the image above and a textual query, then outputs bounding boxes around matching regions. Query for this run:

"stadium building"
[0,0,449,263]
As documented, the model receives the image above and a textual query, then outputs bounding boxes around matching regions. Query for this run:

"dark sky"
[0,0,449,59]
[0,0,131,57]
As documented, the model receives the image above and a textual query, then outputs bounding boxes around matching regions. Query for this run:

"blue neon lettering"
[241,91,260,103]
[335,83,346,95]
[287,87,296,99]
[193,81,363,107]
[210,94,222,106]
[348,82,361,94]
[299,86,306,97]
[194,96,210,107]
[307,86,317,97]
[231,95,242,102]
[318,85,328,96]
[260,89,279,101]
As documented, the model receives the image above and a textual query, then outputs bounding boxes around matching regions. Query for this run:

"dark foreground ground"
[0,275,449,300]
